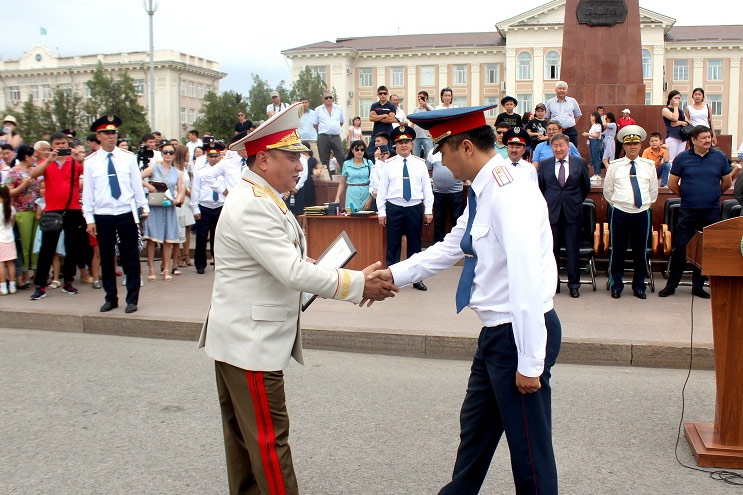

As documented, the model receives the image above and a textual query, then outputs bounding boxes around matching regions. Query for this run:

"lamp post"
[142,0,159,129]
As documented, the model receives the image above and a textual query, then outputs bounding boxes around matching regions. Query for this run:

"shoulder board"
[492,165,514,187]
[608,158,625,165]
[242,177,287,214]
[408,155,425,164]
[119,149,134,155]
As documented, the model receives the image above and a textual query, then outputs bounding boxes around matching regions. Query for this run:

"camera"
[137,144,154,168]
[57,148,71,156]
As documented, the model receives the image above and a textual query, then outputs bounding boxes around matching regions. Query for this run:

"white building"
[282,0,743,148]
[0,44,225,140]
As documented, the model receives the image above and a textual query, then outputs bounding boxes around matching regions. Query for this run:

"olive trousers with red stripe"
[438,310,561,495]
[215,361,298,495]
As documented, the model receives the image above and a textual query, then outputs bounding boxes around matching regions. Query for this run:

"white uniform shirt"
[201,152,243,195]
[191,162,225,215]
[376,154,433,216]
[389,155,556,377]
[391,106,407,129]
[369,159,386,196]
[297,155,308,191]
[82,147,149,224]
[505,155,538,184]
[603,156,658,213]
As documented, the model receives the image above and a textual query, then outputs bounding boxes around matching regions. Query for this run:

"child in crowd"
[347,117,364,148]
[0,185,18,295]
[642,132,671,187]
[495,96,523,128]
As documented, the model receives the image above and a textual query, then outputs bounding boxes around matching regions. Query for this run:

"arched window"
[545,51,560,80]
[642,49,652,79]
[517,52,532,80]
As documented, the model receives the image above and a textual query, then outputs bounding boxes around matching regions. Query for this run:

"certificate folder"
[301,231,357,311]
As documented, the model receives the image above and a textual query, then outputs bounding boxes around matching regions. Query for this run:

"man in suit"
[199,102,398,495]
[538,133,590,297]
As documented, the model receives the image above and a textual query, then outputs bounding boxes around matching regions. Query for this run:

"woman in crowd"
[334,140,373,212]
[174,144,195,268]
[117,139,130,151]
[583,111,604,178]
[435,87,456,109]
[347,117,364,148]
[141,142,184,281]
[601,112,617,170]
[661,90,689,165]
[0,115,23,150]
[5,145,40,288]
[685,88,716,145]
[188,146,203,175]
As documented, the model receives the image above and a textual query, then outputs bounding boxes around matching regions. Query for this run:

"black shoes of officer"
[692,287,711,299]
[413,281,427,291]
[100,301,118,312]
[632,290,646,300]
[658,286,675,297]
[569,288,580,298]
[611,290,621,299]
[125,303,138,313]
[196,268,205,274]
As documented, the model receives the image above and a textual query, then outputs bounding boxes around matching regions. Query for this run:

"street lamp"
[142,0,159,129]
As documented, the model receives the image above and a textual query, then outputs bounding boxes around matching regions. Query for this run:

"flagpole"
[142,0,159,130]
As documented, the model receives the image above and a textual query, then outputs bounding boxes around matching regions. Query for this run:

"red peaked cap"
[406,104,498,150]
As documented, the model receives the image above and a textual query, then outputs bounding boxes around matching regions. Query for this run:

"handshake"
[360,261,398,307]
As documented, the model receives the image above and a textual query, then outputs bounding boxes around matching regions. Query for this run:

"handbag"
[680,124,695,141]
[39,158,78,233]
[147,175,172,206]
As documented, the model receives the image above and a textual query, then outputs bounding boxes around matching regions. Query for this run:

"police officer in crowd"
[502,126,538,183]
[191,141,226,274]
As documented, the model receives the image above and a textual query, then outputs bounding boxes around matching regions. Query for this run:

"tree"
[15,98,53,144]
[41,88,87,139]
[289,66,327,108]
[84,63,149,142]
[192,90,248,141]
[246,74,273,122]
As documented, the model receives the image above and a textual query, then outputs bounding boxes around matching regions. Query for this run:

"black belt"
[563,126,576,132]
[348,183,370,187]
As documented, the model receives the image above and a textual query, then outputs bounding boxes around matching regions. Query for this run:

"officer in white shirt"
[376,125,434,290]
[191,141,225,274]
[375,105,561,494]
[502,127,538,184]
[83,114,149,314]
[201,132,248,198]
[603,125,658,299]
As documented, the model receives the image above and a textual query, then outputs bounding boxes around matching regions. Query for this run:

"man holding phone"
[411,91,434,158]
[29,132,86,300]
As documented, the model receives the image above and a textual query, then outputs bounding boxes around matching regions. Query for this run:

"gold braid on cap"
[265,130,302,150]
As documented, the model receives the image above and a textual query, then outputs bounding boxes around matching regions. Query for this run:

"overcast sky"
[5,0,740,94]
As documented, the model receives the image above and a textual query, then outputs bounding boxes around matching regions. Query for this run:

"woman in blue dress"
[141,142,184,282]
[334,140,373,211]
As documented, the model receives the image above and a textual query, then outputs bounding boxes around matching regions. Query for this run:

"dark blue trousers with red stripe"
[439,310,561,495]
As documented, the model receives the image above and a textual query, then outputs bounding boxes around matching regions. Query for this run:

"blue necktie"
[455,187,478,313]
[402,158,411,201]
[107,153,121,199]
[629,160,642,208]
[213,190,219,202]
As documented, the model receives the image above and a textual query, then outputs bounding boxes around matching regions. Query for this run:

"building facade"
[282,0,743,149]
[0,44,225,140]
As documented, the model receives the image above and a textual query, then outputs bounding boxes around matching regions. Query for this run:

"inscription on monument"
[576,0,627,26]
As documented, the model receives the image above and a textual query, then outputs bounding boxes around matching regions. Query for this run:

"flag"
[40,27,47,35]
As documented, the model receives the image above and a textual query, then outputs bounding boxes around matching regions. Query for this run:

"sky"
[5,0,740,94]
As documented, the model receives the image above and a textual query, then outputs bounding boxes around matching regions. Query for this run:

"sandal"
[48,280,61,289]
[163,270,172,282]
[147,268,156,282]
[172,268,182,276]
[184,259,193,266]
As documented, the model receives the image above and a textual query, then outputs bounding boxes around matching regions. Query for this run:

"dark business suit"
[538,156,590,289]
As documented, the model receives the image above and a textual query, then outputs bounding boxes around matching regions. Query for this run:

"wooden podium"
[301,214,387,271]
[684,217,743,467]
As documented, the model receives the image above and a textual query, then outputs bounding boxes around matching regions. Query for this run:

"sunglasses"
[161,150,175,155]
[324,96,333,100]
[378,92,388,95]
[353,147,365,151]
[496,131,506,135]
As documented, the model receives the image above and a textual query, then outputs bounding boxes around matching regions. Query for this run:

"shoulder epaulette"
[492,165,514,187]
[242,177,286,214]
[119,149,134,155]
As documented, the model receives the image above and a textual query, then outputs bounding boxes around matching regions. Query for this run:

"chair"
[660,197,681,256]
[604,205,658,292]
[558,199,599,291]
[721,199,742,220]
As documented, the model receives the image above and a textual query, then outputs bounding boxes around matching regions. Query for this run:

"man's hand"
[223,189,229,197]
[140,211,149,219]
[424,214,433,225]
[359,261,398,307]
[86,223,97,237]
[378,216,386,226]
[194,213,201,220]
[374,148,382,160]
[515,372,541,395]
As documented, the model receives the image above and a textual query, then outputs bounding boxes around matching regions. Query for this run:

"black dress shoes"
[692,287,711,299]
[632,290,646,299]
[569,288,580,298]
[413,281,427,291]
[125,303,138,313]
[196,268,205,274]
[658,286,676,297]
[100,301,118,312]
[611,290,621,299]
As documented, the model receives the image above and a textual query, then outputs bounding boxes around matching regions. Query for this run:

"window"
[544,51,560,80]
[484,97,499,117]
[206,85,212,94]
[679,93,689,109]
[484,64,499,85]
[61,84,72,97]
[180,81,186,96]
[544,92,556,102]
[359,68,373,87]
[359,98,372,119]
[134,79,145,96]
[197,83,203,98]
[420,65,435,86]
[180,108,186,124]
[516,94,533,114]
[673,60,689,81]
[453,96,468,107]
[642,49,652,79]
[517,52,532,80]
[645,92,652,106]
[188,82,195,97]
[42,85,51,101]
[707,60,723,81]
[188,109,195,124]
[84,85,91,98]
[8,86,20,104]
[708,94,722,116]
[390,67,404,87]
[310,66,327,84]
[453,64,467,86]
[30,86,39,101]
